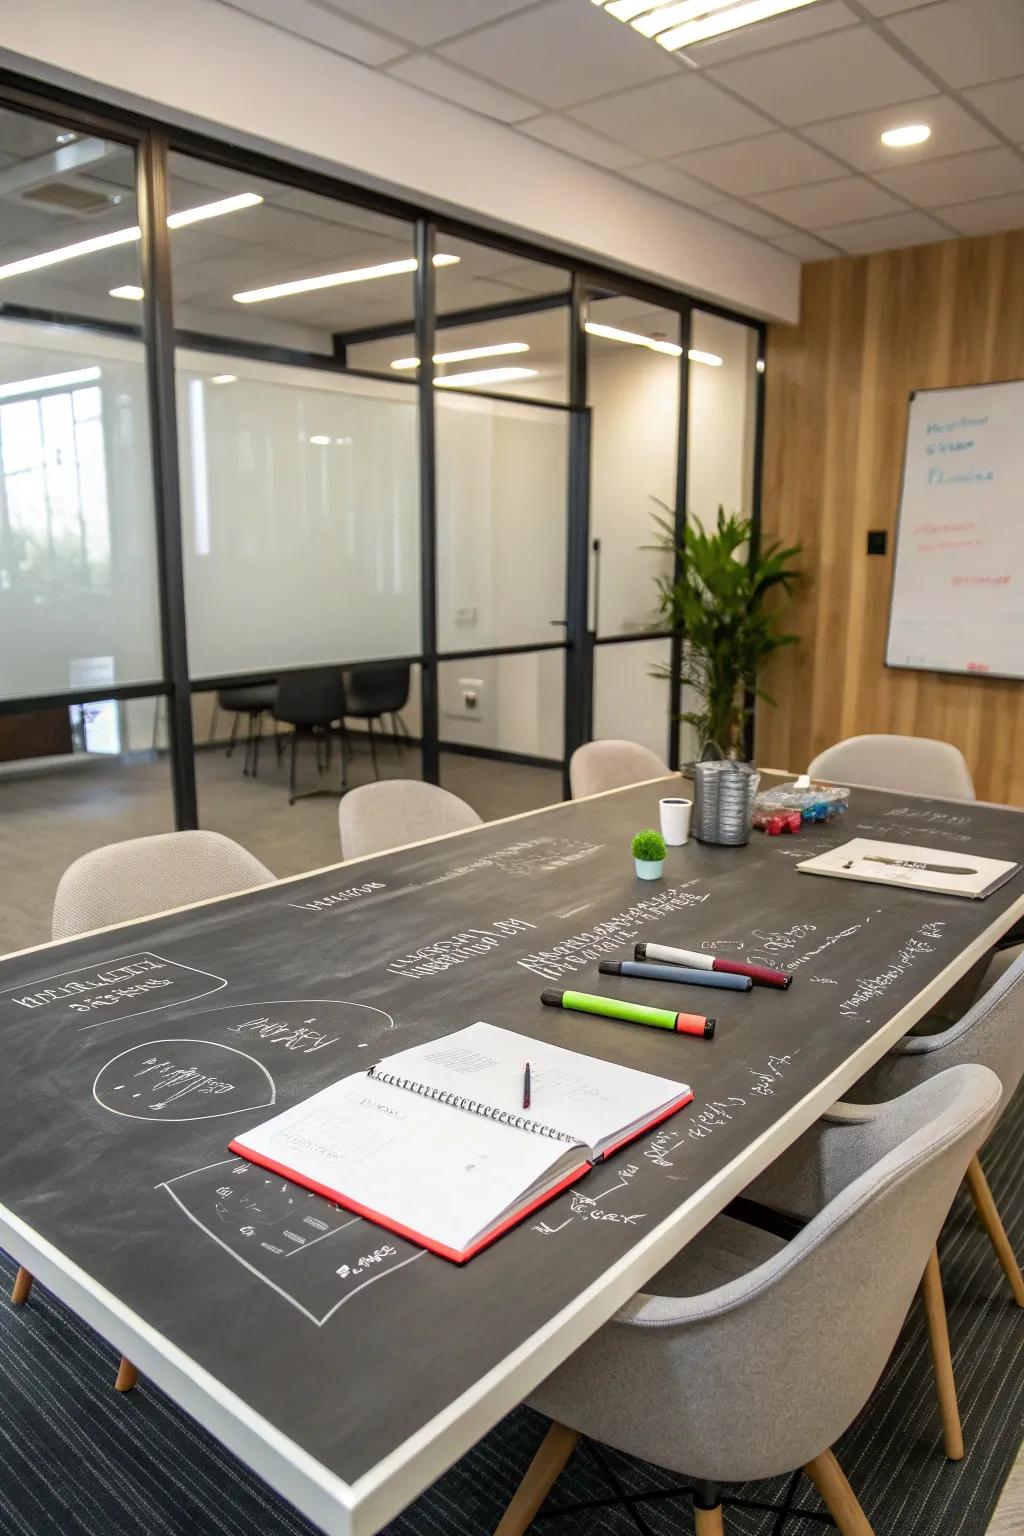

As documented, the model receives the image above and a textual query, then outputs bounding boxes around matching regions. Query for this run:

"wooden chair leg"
[11,1266,33,1305]
[114,1356,138,1393]
[966,1154,1024,1307]
[804,1450,874,1536]
[694,1501,725,1535]
[493,1422,579,1536]
[920,1245,964,1460]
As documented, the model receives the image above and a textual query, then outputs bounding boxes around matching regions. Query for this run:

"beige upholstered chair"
[52,830,274,939]
[807,733,975,800]
[569,739,670,800]
[496,1066,999,1536]
[13,831,276,1390]
[339,779,482,860]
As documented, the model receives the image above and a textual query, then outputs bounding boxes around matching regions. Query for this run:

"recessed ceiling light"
[434,367,539,389]
[0,366,101,400]
[689,349,724,367]
[210,374,237,384]
[308,434,331,445]
[586,321,682,356]
[55,131,77,145]
[390,341,530,370]
[109,284,144,301]
[593,0,823,51]
[881,123,931,148]
[233,253,459,305]
[0,193,263,283]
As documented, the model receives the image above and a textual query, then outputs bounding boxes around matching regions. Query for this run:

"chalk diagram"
[93,1039,277,1122]
[190,997,396,1057]
[159,1157,425,1325]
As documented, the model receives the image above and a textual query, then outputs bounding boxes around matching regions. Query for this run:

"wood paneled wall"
[757,228,1024,805]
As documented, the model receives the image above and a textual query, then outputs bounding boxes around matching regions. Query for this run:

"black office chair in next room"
[211,680,278,778]
[343,663,412,778]
[273,667,348,804]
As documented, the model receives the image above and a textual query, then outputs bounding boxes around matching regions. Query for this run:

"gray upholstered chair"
[569,739,671,800]
[807,733,975,799]
[13,831,276,1389]
[51,830,275,940]
[495,1065,1000,1536]
[339,779,482,860]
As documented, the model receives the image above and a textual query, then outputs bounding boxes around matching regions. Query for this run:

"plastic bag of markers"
[752,781,850,836]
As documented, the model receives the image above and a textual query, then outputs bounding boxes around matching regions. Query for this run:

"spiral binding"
[368,1066,577,1144]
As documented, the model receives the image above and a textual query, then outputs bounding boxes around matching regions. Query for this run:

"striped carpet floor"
[1,1090,1022,1536]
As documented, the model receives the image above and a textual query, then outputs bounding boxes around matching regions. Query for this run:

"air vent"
[21,181,116,214]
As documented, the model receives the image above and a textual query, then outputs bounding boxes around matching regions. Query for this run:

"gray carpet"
[1,1086,1022,1536]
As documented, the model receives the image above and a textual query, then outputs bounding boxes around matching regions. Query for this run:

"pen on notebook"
[846,855,977,876]
[634,942,792,990]
[522,1061,531,1110]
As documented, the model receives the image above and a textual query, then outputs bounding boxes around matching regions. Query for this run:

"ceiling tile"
[706,26,933,125]
[750,175,905,227]
[872,146,1024,207]
[669,130,844,196]
[771,230,841,259]
[706,199,792,237]
[387,55,537,121]
[885,0,1024,89]
[854,0,930,13]
[962,76,1024,142]
[802,94,996,171]
[817,209,952,253]
[221,0,406,64]
[933,188,1024,234]
[620,161,722,208]
[438,0,677,111]
[569,75,770,158]
[321,0,537,47]
[678,0,857,68]
[518,114,641,170]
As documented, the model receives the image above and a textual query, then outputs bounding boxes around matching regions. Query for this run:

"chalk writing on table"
[400,836,606,899]
[288,880,386,914]
[0,952,227,1033]
[93,1039,276,1122]
[207,998,395,1054]
[885,807,972,829]
[856,820,973,845]
[161,1158,425,1326]
[837,920,947,1019]
[386,918,536,979]
[533,1160,646,1235]
[517,883,709,981]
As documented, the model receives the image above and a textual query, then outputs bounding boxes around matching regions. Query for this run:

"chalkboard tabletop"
[1,776,1023,1536]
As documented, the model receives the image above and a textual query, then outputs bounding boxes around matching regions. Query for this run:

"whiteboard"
[886,379,1024,680]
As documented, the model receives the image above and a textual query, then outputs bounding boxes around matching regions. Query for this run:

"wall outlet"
[443,677,485,722]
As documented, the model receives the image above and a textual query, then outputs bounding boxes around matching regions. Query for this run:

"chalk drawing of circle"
[190,997,396,1051]
[93,1039,276,1122]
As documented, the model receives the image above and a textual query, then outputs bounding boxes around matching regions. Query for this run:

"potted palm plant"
[648,505,803,760]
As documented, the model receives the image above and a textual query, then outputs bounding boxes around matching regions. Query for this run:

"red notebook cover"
[228,1091,692,1264]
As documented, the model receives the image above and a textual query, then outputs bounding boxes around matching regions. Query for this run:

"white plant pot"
[634,858,664,880]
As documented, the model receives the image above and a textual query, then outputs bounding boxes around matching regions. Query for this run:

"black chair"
[211,681,278,778]
[343,664,412,778]
[273,668,348,805]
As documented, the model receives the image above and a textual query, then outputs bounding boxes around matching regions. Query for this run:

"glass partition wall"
[0,80,766,848]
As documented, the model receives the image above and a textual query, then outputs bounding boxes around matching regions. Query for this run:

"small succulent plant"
[631,828,667,862]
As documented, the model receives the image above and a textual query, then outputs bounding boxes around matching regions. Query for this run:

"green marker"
[541,988,715,1039]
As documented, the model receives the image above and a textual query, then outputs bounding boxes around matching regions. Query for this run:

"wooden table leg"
[494,1422,579,1536]
[966,1155,1024,1307]
[921,1245,964,1460]
[10,1267,33,1306]
[114,1356,138,1393]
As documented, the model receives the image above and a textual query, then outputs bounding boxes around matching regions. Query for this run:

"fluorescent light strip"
[390,341,529,370]
[0,366,101,400]
[585,321,682,356]
[604,0,674,19]
[881,123,930,147]
[309,434,331,445]
[210,374,237,384]
[655,0,820,50]
[0,192,263,284]
[688,349,723,367]
[633,0,736,37]
[109,285,144,300]
[434,367,538,389]
[234,253,459,305]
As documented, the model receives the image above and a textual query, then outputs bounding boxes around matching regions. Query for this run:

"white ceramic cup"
[659,796,692,846]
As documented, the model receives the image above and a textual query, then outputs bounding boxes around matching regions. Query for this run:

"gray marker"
[599,959,752,992]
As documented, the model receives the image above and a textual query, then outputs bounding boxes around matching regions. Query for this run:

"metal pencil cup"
[692,761,761,846]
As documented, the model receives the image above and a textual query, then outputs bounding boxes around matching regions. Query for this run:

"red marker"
[635,942,792,990]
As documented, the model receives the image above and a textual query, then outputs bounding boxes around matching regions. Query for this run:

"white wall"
[0,0,799,324]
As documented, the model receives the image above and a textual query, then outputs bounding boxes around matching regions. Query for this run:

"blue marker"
[599,959,751,993]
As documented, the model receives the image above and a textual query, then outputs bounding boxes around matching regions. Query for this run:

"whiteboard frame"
[884,377,1024,684]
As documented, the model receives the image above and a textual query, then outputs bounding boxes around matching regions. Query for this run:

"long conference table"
[1,774,1023,1536]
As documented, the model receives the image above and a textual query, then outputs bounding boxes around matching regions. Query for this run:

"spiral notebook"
[229,1023,692,1263]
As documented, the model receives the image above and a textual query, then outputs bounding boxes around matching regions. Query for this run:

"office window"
[687,310,759,531]
[0,108,161,700]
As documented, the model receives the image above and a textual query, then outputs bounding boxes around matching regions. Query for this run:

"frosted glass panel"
[593,639,674,763]
[587,297,680,638]
[177,351,420,677]
[0,323,161,700]
[687,311,758,531]
[436,394,568,652]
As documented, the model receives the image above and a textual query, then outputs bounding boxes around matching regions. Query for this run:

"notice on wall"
[886,379,1023,680]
